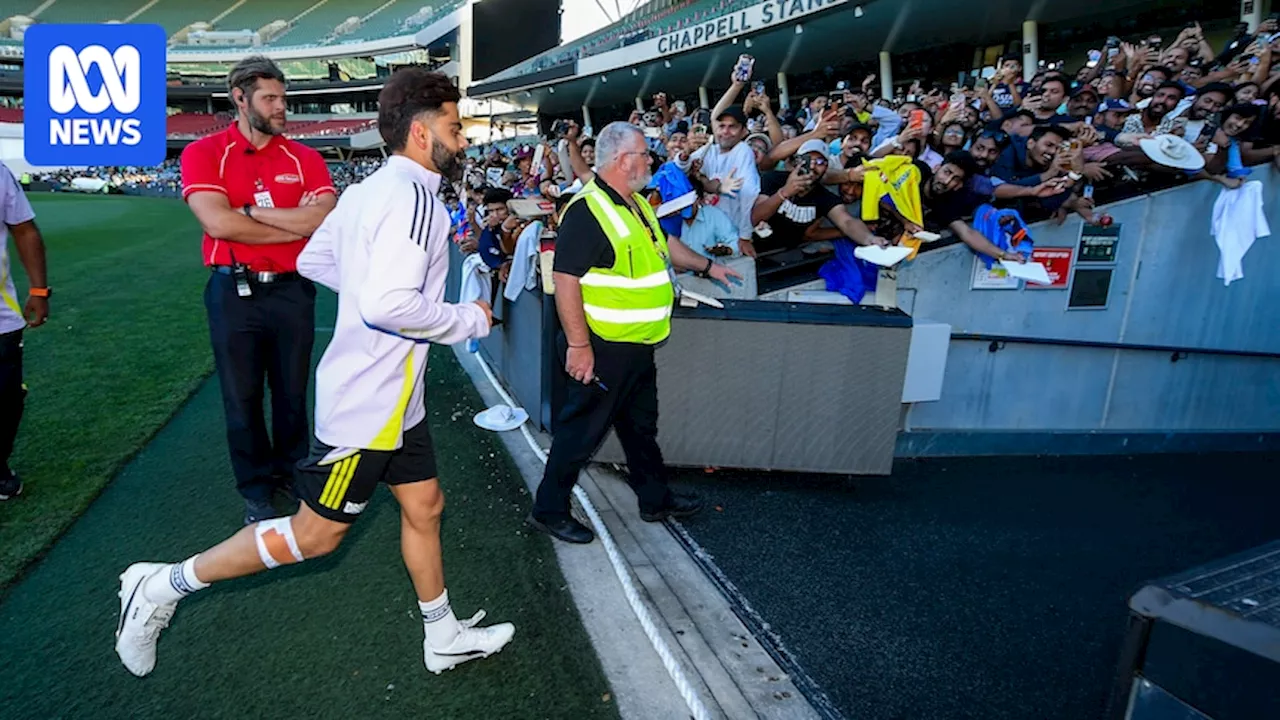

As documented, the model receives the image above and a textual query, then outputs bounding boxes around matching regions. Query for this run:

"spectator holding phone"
[751,140,888,251]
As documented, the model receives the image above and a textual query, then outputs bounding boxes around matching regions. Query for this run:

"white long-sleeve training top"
[297,155,490,452]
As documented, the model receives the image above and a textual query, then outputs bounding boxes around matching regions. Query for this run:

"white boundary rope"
[471,352,714,720]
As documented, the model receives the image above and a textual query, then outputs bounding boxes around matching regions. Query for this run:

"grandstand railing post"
[698,86,709,109]
[1022,20,1039,82]
[1242,0,1264,32]
[776,72,790,111]
[878,52,893,101]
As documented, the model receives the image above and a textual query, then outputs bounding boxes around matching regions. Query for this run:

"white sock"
[420,590,460,649]
[142,556,209,606]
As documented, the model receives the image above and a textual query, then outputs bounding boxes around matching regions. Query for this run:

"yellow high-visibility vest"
[562,179,674,345]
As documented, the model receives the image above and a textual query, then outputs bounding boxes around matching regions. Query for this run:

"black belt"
[211,266,300,283]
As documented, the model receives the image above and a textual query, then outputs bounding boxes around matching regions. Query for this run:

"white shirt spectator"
[297,155,490,452]
[677,141,760,240]
[0,166,35,335]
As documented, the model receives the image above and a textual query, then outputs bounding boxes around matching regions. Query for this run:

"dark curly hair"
[377,67,461,152]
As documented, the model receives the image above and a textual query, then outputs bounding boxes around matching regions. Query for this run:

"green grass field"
[1,194,214,589]
[0,194,618,718]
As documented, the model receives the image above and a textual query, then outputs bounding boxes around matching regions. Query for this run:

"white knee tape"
[254,517,305,569]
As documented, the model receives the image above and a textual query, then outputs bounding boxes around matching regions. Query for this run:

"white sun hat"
[473,405,529,432]
[1138,134,1205,171]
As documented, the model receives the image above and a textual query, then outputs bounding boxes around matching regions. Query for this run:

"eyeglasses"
[981,130,1011,147]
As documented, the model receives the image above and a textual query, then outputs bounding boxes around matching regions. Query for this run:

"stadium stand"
[480,0,752,81]
[157,113,376,140]
[2,0,464,48]
[128,0,231,37]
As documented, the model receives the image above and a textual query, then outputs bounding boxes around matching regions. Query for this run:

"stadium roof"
[469,0,1165,114]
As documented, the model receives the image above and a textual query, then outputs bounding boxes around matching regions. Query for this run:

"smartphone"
[908,109,926,130]
[1082,184,1094,200]
[643,127,661,138]
[1088,49,1102,64]
[797,155,813,176]
[691,123,708,136]
[733,54,754,82]
[752,80,766,95]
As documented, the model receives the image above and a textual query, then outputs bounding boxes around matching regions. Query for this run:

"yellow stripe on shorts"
[318,457,349,509]
[320,454,361,510]
[329,453,360,509]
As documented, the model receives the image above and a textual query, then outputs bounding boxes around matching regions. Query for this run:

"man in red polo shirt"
[181,55,337,524]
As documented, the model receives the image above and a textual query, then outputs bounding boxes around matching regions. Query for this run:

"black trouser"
[534,333,672,519]
[204,272,315,503]
[0,329,24,479]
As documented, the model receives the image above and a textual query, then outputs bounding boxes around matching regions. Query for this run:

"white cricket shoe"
[424,612,515,675]
[115,562,177,677]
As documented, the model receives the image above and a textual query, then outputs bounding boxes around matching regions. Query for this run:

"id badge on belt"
[228,248,253,298]
[233,265,253,297]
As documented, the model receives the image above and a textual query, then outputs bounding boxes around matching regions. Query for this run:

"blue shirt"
[679,204,740,259]
[478,227,507,270]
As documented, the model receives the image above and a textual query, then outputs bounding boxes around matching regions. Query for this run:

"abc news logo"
[24,24,165,166]
[48,45,144,146]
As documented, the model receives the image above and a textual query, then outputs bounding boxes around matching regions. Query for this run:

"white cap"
[797,138,831,164]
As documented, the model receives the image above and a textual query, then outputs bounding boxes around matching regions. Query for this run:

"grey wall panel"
[1105,351,1280,431]
[596,315,911,475]
[1122,182,1280,354]
[905,339,1114,431]
[652,317,786,468]
[771,324,907,473]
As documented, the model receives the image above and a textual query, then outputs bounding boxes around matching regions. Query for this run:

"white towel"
[505,221,543,302]
[1211,180,1270,286]
[459,252,492,304]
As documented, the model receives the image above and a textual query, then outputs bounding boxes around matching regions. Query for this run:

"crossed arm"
[186,190,334,244]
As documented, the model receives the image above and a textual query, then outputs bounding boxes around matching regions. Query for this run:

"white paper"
[679,288,725,308]
[854,244,913,267]
[656,191,697,218]
[913,231,942,242]
[1000,260,1053,284]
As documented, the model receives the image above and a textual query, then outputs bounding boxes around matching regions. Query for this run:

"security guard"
[181,56,337,524]
[527,122,739,545]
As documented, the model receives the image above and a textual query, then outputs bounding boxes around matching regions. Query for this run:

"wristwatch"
[243,204,254,218]
[28,287,51,298]
[696,257,714,278]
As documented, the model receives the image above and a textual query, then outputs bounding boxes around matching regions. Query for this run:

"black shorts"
[295,419,438,523]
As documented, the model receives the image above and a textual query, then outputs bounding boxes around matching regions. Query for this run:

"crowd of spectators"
[452,19,1280,300]
[33,156,390,198]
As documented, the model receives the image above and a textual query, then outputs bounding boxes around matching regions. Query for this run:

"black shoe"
[525,513,595,544]
[244,498,279,525]
[639,493,704,523]
[0,472,22,501]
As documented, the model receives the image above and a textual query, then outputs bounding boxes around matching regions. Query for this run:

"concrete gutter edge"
[453,346,821,720]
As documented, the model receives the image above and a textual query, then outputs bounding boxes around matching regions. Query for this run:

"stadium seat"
[0,108,23,124]
[129,0,231,36]
[165,113,227,137]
